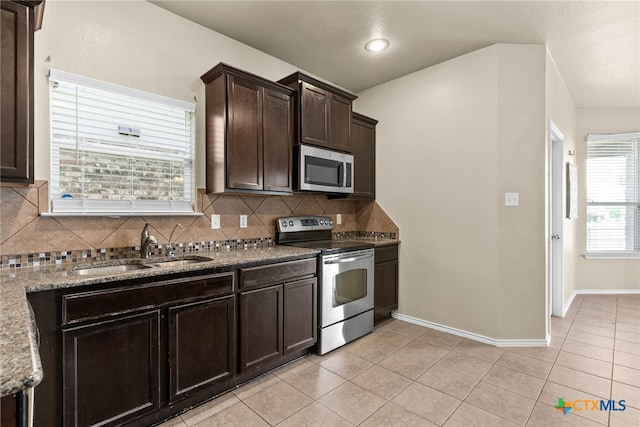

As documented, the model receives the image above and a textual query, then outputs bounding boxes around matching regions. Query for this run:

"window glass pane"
[49,70,195,214]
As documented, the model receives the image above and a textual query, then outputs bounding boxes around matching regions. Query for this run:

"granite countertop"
[0,245,319,397]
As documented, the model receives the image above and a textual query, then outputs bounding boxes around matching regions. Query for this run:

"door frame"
[549,120,564,318]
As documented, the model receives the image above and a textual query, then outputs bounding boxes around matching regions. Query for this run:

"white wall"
[544,52,578,312]
[33,0,301,188]
[574,109,640,292]
[355,44,548,341]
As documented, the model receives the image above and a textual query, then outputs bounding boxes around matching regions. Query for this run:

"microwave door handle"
[337,163,344,186]
[324,253,374,264]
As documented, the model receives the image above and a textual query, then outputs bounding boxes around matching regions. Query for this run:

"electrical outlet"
[211,214,220,229]
[240,215,248,228]
[505,192,520,207]
[336,214,342,225]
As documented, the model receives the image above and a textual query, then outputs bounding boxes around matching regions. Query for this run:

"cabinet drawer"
[240,258,316,290]
[375,245,398,264]
[63,271,235,325]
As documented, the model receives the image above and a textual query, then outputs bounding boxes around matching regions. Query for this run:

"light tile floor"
[160,294,640,426]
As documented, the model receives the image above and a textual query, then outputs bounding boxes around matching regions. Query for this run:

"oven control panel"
[277,215,334,233]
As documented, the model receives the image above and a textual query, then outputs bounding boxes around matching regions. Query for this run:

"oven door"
[319,249,374,328]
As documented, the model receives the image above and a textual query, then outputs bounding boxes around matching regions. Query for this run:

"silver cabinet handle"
[551,234,560,240]
[324,253,374,264]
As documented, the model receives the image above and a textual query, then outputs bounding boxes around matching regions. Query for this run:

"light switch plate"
[505,192,520,207]
[211,214,220,229]
[336,214,342,225]
[239,215,248,228]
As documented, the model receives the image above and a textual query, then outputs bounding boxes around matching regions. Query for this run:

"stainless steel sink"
[149,256,211,268]
[72,263,153,276]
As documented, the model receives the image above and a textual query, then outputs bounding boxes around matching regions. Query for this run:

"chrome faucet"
[140,222,158,259]
[167,223,183,257]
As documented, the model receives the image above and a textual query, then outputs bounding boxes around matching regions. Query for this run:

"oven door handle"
[324,253,373,264]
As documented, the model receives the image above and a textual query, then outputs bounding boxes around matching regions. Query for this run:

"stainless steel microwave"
[298,144,354,194]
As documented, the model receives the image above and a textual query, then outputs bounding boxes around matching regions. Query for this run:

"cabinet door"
[351,115,376,199]
[0,2,33,184]
[239,285,283,372]
[374,260,399,324]
[226,75,263,191]
[329,94,352,153]
[169,296,235,402]
[263,89,293,193]
[63,311,161,427]
[283,278,317,353]
[300,82,330,147]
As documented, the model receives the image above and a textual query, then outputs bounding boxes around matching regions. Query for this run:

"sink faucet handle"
[167,223,184,257]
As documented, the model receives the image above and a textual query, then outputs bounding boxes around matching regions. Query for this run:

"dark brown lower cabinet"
[63,311,161,427]
[169,296,235,401]
[374,244,399,324]
[283,278,317,353]
[239,285,283,372]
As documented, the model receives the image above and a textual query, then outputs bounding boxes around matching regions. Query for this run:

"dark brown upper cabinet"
[0,1,45,185]
[351,112,377,199]
[201,63,294,195]
[279,72,357,153]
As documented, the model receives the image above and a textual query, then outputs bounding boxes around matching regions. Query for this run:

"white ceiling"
[149,1,640,109]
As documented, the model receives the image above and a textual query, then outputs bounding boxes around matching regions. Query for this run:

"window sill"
[584,252,640,260]
[41,212,204,218]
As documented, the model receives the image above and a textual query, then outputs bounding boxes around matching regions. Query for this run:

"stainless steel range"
[277,216,374,354]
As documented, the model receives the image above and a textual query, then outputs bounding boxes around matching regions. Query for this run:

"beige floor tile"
[575,310,616,323]
[615,350,639,371]
[453,339,505,363]
[549,336,565,349]
[482,365,545,400]
[498,351,554,379]
[571,316,616,331]
[566,329,615,349]
[508,345,560,363]
[193,402,269,427]
[315,349,374,380]
[360,402,438,427]
[443,402,519,427]
[317,382,387,425]
[617,320,640,334]
[375,319,430,339]
[611,381,640,410]
[551,325,570,339]
[555,351,613,379]
[547,365,611,399]
[436,351,493,380]
[525,402,603,427]
[343,330,412,363]
[616,339,640,356]
[418,329,465,350]
[562,339,614,363]
[538,380,610,425]
[232,372,282,400]
[616,330,640,344]
[277,402,353,427]
[283,364,346,399]
[570,320,615,338]
[395,339,450,363]
[391,382,461,425]
[181,393,240,426]
[416,365,479,400]
[378,350,436,380]
[158,416,188,427]
[271,357,316,380]
[351,365,412,400]
[609,405,640,427]
[552,317,574,331]
[465,381,536,425]
[243,381,313,425]
[613,364,640,388]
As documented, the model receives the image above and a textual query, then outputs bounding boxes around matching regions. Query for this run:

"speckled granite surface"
[0,245,320,397]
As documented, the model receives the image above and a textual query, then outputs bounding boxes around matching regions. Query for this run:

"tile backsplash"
[0,182,399,266]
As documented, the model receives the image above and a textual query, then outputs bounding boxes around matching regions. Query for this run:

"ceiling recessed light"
[364,38,389,52]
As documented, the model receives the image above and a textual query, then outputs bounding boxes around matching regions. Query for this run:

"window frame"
[585,132,640,258]
[47,69,198,216]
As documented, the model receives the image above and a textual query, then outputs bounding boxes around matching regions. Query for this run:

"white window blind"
[586,132,640,253]
[49,69,196,215]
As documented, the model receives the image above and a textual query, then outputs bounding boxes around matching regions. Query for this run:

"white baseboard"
[575,289,640,295]
[390,312,549,348]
